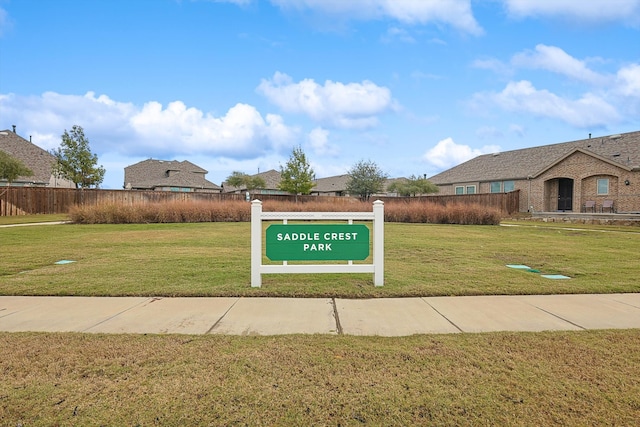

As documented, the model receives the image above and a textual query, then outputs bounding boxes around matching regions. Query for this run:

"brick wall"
[536,151,640,213]
[436,151,640,213]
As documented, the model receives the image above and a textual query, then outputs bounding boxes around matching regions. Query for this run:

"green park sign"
[266,224,370,261]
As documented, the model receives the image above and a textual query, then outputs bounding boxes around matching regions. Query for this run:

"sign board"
[266,224,369,261]
[251,200,384,287]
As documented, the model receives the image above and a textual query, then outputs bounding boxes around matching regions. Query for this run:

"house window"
[490,181,515,193]
[466,185,476,194]
[455,186,464,195]
[597,178,609,195]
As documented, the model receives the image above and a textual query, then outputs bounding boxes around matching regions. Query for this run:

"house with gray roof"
[311,174,350,196]
[222,169,289,195]
[0,127,75,188]
[311,175,409,197]
[124,159,221,192]
[429,130,640,213]
[221,169,418,198]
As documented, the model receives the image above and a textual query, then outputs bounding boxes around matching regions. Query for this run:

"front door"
[558,178,573,211]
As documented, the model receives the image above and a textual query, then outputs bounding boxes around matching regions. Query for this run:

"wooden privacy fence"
[0,187,519,216]
[377,191,520,215]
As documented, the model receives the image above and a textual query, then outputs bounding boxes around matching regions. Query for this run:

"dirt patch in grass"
[1,330,639,425]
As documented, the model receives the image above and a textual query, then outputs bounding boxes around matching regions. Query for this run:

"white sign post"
[251,199,384,288]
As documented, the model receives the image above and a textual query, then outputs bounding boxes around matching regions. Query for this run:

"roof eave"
[531,148,633,178]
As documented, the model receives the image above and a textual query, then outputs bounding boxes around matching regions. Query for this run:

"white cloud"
[0,91,297,158]
[511,44,609,85]
[502,0,640,24]
[307,127,339,156]
[471,80,621,128]
[257,72,396,129]
[615,64,640,97]
[423,137,500,169]
[0,92,136,147]
[269,0,483,35]
[130,101,286,156]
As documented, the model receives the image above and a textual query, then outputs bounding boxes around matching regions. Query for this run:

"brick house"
[124,159,221,192]
[0,127,75,188]
[429,130,640,213]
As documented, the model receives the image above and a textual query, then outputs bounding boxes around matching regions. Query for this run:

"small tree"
[278,146,315,201]
[387,174,439,196]
[225,171,266,192]
[346,159,388,200]
[51,125,105,188]
[0,151,33,185]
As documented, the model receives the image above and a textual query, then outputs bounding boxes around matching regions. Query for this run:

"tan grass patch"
[69,199,501,225]
[1,331,639,425]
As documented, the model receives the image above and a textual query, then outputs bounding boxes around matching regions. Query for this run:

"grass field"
[0,213,69,225]
[1,331,639,425]
[1,220,639,297]
[2,216,639,425]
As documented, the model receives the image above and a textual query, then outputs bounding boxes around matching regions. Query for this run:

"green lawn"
[2,217,640,425]
[1,219,639,297]
[0,213,69,225]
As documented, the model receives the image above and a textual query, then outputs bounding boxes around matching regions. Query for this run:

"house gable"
[0,129,75,187]
[430,130,640,187]
[124,159,221,192]
[531,148,633,179]
[428,130,640,213]
[311,174,349,195]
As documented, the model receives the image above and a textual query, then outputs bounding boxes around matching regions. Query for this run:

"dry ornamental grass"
[68,199,502,225]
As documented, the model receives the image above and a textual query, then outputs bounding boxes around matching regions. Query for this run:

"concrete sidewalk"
[1,293,640,336]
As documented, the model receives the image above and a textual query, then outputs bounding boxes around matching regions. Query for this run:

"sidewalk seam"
[331,298,343,335]
[530,305,587,330]
[82,298,154,332]
[205,297,241,334]
[608,296,640,310]
[421,298,463,333]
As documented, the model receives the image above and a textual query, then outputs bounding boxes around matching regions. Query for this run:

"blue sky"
[1,0,639,189]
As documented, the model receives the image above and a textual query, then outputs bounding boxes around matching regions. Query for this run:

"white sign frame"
[251,199,384,288]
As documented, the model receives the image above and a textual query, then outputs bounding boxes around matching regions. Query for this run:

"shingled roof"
[0,129,61,185]
[312,174,349,194]
[429,130,640,185]
[124,159,220,190]
[222,169,282,192]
